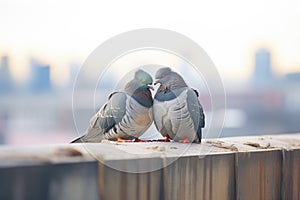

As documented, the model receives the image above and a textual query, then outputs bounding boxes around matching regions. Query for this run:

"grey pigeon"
[71,69,153,143]
[153,67,205,143]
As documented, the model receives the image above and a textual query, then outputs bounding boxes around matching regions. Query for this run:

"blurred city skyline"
[0,47,299,91]
[1,45,300,89]
[0,44,299,87]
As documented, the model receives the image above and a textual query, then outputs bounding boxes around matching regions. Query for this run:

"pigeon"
[153,67,205,143]
[71,69,154,143]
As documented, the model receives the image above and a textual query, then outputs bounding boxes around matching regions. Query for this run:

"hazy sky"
[1,0,300,85]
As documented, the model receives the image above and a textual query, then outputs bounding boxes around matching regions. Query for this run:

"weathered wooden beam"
[281,148,300,200]
[0,134,299,200]
[0,161,99,200]
[0,145,99,200]
[165,153,236,200]
[235,150,282,200]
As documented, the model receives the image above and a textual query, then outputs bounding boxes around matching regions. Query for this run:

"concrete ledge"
[0,134,300,200]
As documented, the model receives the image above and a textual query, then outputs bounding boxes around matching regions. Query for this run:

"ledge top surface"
[0,133,299,165]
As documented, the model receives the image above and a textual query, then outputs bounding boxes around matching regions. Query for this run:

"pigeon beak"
[154,79,160,85]
[148,83,154,90]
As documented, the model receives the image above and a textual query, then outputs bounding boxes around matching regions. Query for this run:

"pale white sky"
[1,0,300,85]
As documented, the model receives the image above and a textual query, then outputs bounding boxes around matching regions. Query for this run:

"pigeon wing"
[186,89,205,142]
[94,92,127,132]
[72,92,127,143]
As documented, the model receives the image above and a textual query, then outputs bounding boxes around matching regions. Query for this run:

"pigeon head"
[154,67,172,85]
[134,69,153,90]
[125,69,153,94]
[154,67,187,90]
[124,69,153,108]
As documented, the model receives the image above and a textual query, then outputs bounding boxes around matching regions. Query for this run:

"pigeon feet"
[155,136,171,142]
[134,137,171,142]
[179,137,190,143]
[133,138,151,142]
[116,136,171,143]
[117,138,133,142]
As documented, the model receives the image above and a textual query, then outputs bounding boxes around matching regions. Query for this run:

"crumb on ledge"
[53,147,83,157]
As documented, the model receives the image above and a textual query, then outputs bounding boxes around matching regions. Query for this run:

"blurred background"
[0,0,300,145]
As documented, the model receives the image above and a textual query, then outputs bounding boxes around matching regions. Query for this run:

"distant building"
[282,72,300,112]
[29,58,52,92]
[0,56,14,93]
[284,72,300,82]
[252,49,274,87]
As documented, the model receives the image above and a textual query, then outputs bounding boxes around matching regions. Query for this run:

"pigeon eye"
[141,79,145,84]
[162,74,166,78]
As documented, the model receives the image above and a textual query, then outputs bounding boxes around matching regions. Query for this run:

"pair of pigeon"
[71,67,205,143]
